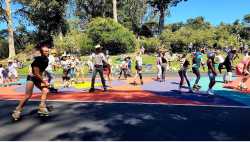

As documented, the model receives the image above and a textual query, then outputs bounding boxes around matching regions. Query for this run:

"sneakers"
[12,110,21,121]
[207,89,215,95]
[38,105,49,116]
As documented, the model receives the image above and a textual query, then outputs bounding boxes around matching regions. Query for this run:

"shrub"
[53,30,93,55]
[86,17,136,55]
[140,37,161,53]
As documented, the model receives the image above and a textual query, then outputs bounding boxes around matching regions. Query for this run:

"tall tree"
[17,0,69,43]
[243,14,250,24]
[4,0,15,58]
[112,0,117,22]
[148,0,187,34]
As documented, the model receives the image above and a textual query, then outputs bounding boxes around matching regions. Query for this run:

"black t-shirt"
[31,56,49,72]
[162,57,167,63]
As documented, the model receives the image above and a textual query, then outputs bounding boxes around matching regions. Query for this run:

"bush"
[86,17,136,55]
[54,30,93,55]
[140,37,161,53]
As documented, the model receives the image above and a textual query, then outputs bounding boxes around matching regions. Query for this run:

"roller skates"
[193,84,201,92]
[238,82,248,91]
[11,110,21,121]
[38,105,49,117]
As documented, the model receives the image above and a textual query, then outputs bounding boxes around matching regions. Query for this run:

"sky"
[0,0,250,31]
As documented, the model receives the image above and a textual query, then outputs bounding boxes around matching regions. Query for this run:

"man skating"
[12,42,51,120]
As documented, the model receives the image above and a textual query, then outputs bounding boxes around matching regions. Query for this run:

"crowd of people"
[2,41,248,120]
[0,59,21,86]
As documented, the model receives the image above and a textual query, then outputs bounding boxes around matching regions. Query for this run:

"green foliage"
[17,0,69,42]
[0,38,8,59]
[86,17,136,55]
[140,37,161,53]
[53,30,93,55]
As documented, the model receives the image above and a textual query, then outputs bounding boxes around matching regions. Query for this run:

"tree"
[119,0,147,34]
[148,0,187,34]
[112,0,117,22]
[17,0,69,43]
[243,14,250,24]
[2,0,16,58]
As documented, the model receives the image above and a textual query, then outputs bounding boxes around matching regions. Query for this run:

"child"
[8,60,18,83]
[178,54,192,92]
[207,52,217,95]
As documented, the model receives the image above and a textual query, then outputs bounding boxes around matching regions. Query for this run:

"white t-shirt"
[92,53,106,66]
[136,56,143,66]
[46,55,55,71]
[61,60,70,69]
[215,55,224,64]
[8,63,17,73]
[0,67,4,77]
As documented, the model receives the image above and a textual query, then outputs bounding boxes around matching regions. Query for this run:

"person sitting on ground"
[11,42,51,120]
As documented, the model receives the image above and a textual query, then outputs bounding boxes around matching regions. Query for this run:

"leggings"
[178,69,191,88]
[192,67,200,85]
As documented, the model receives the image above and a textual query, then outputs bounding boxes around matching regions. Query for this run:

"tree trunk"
[159,8,165,34]
[5,0,15,58]
[112,0,118,22]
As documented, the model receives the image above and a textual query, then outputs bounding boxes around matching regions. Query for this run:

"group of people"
[177,47,250,95]
[9,41,250,120]
[0,60,19,86]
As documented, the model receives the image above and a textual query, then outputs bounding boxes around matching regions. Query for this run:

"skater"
[12,42,51,120]
[7,60,18,83]
[156,52,162,81]
[126,57,132,77]
[0,64,4,85]
[89,45,107,92]
[61,55,70,87]
[215,50,225,74]
[103,54,112,87]
[178,54,192,92]
[238,53,250,90]
[192,49,205,90]
[161,52,167,82]
[223,48,237,83]
[44,49,57,93]
[207,52,217,95]
[133,52,144,85]
[118,58,128,80]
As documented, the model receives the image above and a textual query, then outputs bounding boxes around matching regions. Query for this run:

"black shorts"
[27,75,44,89]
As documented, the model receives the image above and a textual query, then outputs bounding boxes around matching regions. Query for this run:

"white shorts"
[8,71,18,78]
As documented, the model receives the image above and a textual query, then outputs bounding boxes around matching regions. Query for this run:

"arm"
[209,60,217,75]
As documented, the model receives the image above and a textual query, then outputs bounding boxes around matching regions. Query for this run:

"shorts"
[27,75,45,89]
[208,71,216,81]
[8,71,18,78]
[135,65,142,71]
